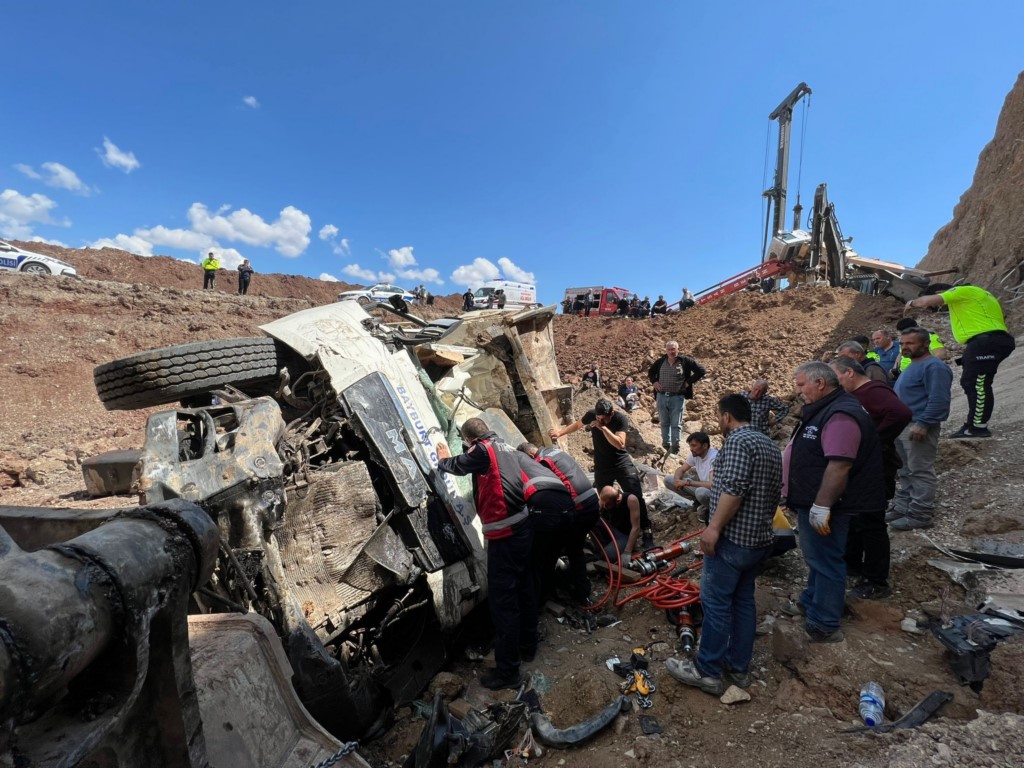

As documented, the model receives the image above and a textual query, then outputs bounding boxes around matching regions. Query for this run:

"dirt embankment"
[918,69,1024,326]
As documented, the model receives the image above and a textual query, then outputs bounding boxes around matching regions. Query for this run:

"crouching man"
[665,394,782,695]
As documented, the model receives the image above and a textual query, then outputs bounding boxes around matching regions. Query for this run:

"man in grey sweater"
[888,328,953,530]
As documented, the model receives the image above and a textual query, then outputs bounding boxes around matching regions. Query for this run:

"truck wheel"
[94,337,282,411]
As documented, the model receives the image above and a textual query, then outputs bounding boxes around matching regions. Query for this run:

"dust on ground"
[2,247,1023,768]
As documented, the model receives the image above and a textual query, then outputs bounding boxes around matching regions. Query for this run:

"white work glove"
[809,504,832,535]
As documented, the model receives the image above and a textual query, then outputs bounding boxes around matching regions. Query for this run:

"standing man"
[550,398,655,550]
[906,285,1015,438]
[648,340,705,455]
[836,341,889,383]
[666,431,718,524]
[202,251,220,290]
[665,394,782,695]
[871,329,901,374]
[435,418,560,689]
[784,362,884,642]
[887,327,953,531]
[741,379,790,435]
[584,290,593,318]
[894,317,948,374]
[831,357,912,599]
[237,259,254,296]
[463,288,475,311]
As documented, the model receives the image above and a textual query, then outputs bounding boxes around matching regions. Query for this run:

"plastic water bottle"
[859,682,885,727]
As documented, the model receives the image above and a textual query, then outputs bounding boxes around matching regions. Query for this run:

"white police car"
[336,282,415,305]
[0,240,78,277]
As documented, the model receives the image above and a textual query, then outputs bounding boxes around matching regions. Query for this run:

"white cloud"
[319,273,339,282]
[14,163,41,180]
[88,233,154,256]
[243,95,260,109]
[97,137,140,173]
[188,202,311,257]
[397,267,443,285]
[319,223,351,255]
[29,235,69,247]
[342,263,381,282]
[0,188,63,239]
[497,257,535,284]
[136,224,214,251]
[450,257,501,288]
[208,247,245,270]
[387,246,417,269]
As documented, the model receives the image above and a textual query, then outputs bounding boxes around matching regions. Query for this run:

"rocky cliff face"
[919,71,1024,325]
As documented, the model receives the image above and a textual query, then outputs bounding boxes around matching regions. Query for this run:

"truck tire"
[94,337,282,411]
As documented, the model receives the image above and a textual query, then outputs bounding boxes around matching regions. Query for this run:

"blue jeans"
[695,536,772,679]
[795,507,851,634]
[656,393,685,447]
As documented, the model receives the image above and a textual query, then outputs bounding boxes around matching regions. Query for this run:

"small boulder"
[720,686,751,705]
[428,672,465,701]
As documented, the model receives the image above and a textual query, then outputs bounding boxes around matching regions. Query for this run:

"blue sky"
[2,2,1021,302]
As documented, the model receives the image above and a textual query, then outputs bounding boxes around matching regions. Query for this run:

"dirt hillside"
[917,69,1024,325]
[3,249,1024,768]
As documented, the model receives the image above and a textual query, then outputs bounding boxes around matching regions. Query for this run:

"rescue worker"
[435,418,567,689]
[202,251,220,290]
[518,443,599,605]
[906,285,1014,438]
[596,485,641,559]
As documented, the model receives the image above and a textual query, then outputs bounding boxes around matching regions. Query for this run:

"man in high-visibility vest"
[907,285,1015,438]
[202,251,220,290]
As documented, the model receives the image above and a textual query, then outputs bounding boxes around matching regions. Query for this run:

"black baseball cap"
[594,398,614,415]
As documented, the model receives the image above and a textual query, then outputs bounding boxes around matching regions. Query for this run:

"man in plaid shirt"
[741,379,790,435]
[665,393,782,696]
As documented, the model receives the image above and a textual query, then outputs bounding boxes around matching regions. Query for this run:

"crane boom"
[763,82,812,256]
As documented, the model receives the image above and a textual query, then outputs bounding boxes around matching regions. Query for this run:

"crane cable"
[795,93,811,229]
[760,121,773,259]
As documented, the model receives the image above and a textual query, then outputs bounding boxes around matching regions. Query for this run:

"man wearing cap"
[550,398,655,550]
[648,340,706,455]
[202,251,220,290]
[906,285,1014,438]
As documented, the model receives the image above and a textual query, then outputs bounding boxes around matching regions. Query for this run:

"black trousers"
[595,464,650,531]
[961,332,1015,427]
[531,495,599,604]
[487,525,538,675]
[203,270,216,289]
[844,507,890,586]
[238,276,251,295]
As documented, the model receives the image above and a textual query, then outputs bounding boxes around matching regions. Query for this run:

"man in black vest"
[783,362,884,643]
[436,418,569,689]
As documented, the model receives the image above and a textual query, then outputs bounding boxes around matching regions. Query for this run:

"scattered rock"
[901,617,925,635]
[771,621,808,664]
[428,671,464,701]
[720,686,751,705]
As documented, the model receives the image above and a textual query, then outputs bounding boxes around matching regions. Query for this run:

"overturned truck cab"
[85,301,570,742]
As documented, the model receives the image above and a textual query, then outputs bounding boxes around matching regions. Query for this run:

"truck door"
[599,289,617,316]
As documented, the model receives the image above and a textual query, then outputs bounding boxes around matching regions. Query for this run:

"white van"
[471,279,538,310]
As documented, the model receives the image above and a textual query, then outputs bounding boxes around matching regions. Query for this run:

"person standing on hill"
[202,251,220,290]
[648,340,706,455]
[237,259,254,295]
[463,289,475,311]
[906,285,1015,438]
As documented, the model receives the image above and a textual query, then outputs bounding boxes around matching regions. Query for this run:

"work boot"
[849,581,892,600]
[780,601,806,618]
[670,444,680,455]
[479,667,524,691]
[806,627,845,643]
[890,516,934,531]
[641,530,656,551]
[884,507,905,523]
[665,657,725,696]
[949,424,992,439]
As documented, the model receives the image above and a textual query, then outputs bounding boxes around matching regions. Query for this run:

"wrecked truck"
[84,300,571,740]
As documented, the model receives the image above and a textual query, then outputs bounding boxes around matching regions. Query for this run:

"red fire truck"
[561,286,633,316]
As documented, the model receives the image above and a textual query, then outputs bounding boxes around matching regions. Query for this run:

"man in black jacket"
[648,341,706,454]
[783,362,884,643]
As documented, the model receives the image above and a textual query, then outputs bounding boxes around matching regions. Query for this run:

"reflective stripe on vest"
[574,487,598,510]
[522,475,568,497]
[482,509,529,533]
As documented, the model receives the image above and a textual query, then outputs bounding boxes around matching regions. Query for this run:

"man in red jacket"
[436,418,569,689]
[831,357,912,599]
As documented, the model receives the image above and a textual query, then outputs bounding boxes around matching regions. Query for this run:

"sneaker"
[949,424,992,439]
[665,657,725,695]
[696,506,710,526]
[889,516,934,531]
[884,508,905,523]
[849,581,892,600]
[723,669,753,689]
[641,531,656,551]
[479,667,524,690]
[806,627,845,643]
[780,601,807,618]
